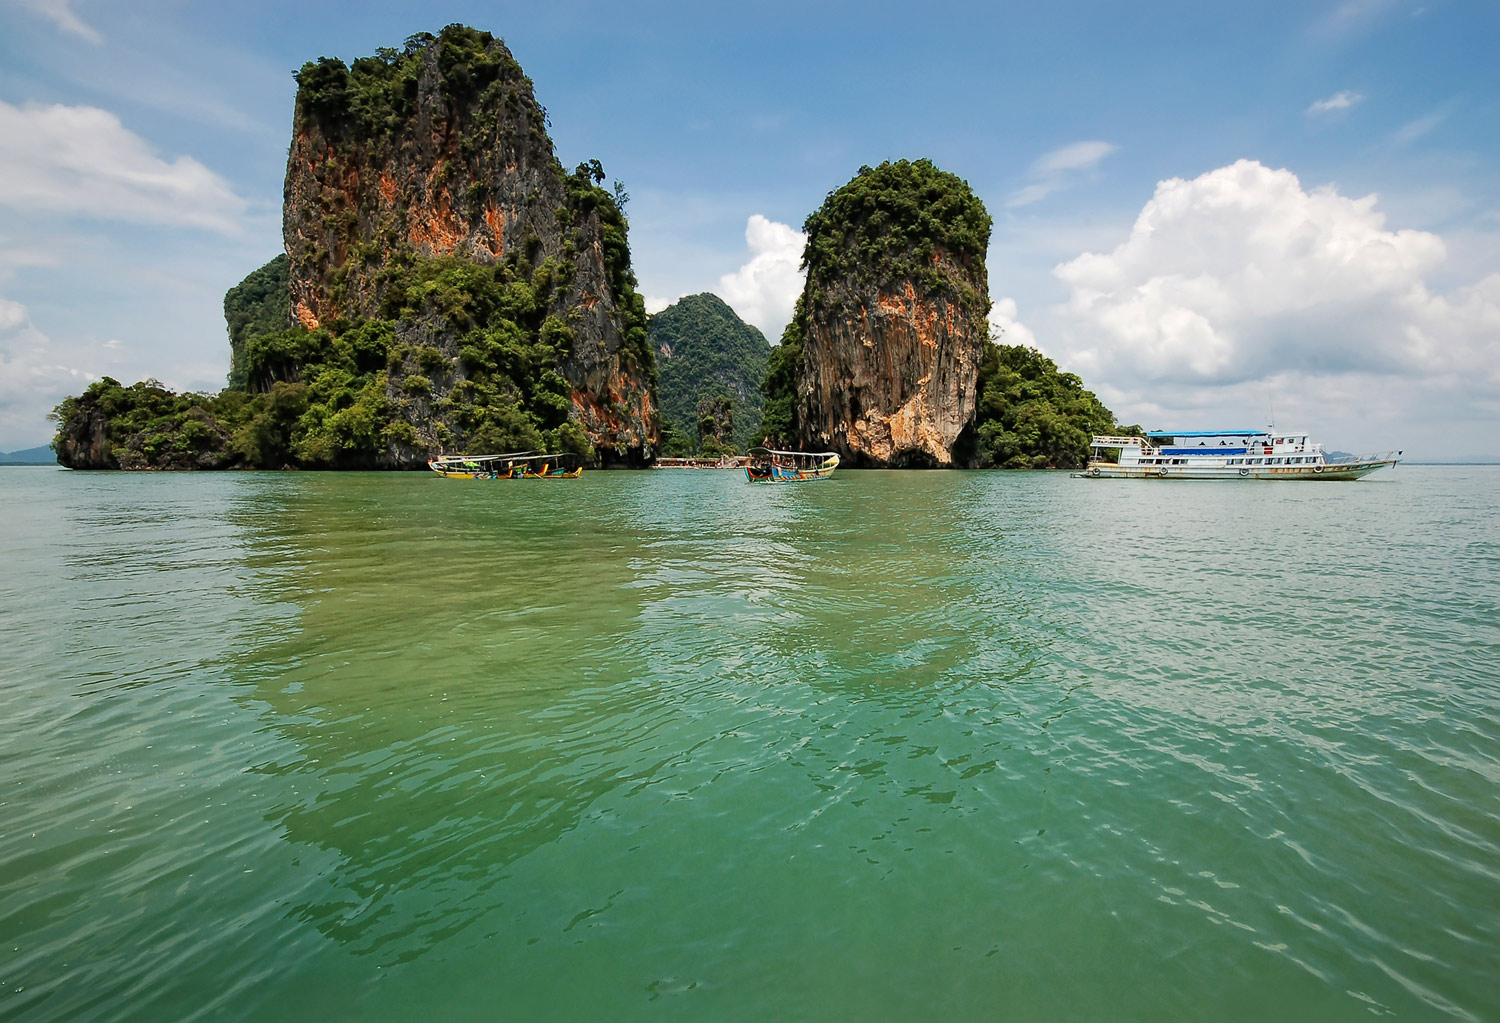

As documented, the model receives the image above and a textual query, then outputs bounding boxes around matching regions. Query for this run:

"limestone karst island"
[50,24,1128,470]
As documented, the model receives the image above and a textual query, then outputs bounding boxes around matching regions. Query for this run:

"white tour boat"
[1072,430,1401,480]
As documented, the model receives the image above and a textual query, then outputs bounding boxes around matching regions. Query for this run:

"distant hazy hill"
[0,446,56,465]
[650,293,770,450]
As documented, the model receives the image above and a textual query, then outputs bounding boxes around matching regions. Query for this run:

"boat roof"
[430,451,550,463]
[748,447,838,457]
[1146,430,1267,438]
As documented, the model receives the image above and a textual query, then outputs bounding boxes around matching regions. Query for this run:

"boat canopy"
[747,446,839,459]
[1145,430,1265,438]
[430,451,534,463]
[429,451,583,465]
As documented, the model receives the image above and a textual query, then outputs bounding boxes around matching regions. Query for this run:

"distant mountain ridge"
[649,293,770,450]
[0,446,56,464]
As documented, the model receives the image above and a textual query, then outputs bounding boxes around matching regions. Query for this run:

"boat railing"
[430,451,536,465]
[1089,436,1152,463]
[1325,450,1403,465]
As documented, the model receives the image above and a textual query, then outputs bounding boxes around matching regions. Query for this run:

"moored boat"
[745,447,839,483]
[652,455,746,470]
[1072,430,1401,480]
[428,452,583,479]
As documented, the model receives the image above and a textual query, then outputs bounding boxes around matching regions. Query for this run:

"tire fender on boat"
[1313,465,1323,474]
[1239,468,1249,476]
[1090,467,1101,477]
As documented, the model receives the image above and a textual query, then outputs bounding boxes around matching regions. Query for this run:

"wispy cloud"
[1310,0,1396,39]
[1034,140,1118,174]
[11,0,102,43]
[1008,140,1118,208]
[0,100,247,234]
[1307,90,1364,115]
[1006,183,1058,209]
[1390,109,1447,146]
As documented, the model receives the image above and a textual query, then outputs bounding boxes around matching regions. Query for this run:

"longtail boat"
[744,447,839,483]
[428,452,583,479]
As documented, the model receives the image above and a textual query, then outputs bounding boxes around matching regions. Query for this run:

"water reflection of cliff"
[222,471,1075,966]
[226,473,672,963]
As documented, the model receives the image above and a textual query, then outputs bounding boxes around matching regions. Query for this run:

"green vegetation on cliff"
[54,245,597,468]
[650,293,769,451]
[802,159,992,313]
[50,378,267,470]
[971,343,1134,469]
[293,27,540,143]
[755,299,804,447]
[224,255,290,389]
[693,395,737,458]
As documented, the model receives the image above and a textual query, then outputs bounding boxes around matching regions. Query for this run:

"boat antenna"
[1267,394,1275,431]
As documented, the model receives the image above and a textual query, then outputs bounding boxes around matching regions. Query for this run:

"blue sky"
[1,0,1497,457]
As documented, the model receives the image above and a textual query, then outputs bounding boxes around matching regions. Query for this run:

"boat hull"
[429,467,582,479]
[744,465,836,483]
[1071,458,1397,480]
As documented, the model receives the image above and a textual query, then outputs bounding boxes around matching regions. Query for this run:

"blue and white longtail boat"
[1072,430,1401,480]
[745,447,839,483]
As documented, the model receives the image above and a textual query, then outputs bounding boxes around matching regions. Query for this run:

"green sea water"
[1,465,1497,1021]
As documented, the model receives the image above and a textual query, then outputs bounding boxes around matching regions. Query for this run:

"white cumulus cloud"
[0,297,29,333]
[0,101,246,233]
[988,297,1037,349]
[1046,159,1500,446]
[1307,90,1364,115]
[0,294,104,450]
[717,214,806,340]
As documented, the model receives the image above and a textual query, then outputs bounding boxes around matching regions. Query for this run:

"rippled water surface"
[2,465,1498,1021]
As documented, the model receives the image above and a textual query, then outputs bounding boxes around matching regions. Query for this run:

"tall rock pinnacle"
[788,159,992,467]
[282,25,655,464]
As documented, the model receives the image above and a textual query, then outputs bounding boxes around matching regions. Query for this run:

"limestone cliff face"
[52,407,112,469]
[788,160,991,467]
[282,26,654,464]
